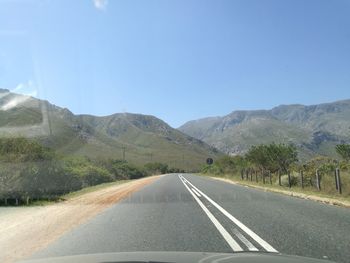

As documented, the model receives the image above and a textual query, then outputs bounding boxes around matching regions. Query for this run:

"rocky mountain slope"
[179,99,350,159]
[0,89,220,169]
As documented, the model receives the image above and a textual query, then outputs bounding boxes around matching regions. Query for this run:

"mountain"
[0,89,220,170]
[179,99,350,160]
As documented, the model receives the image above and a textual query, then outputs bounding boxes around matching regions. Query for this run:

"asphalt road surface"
[31,174,350,263]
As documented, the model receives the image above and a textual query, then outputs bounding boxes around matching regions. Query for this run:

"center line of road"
[181,175,278,253]
[232,228,258,251]
[191,188,201,197]
[178,175,243,252]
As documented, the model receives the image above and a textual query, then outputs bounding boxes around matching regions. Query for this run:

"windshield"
[1,1,350,263]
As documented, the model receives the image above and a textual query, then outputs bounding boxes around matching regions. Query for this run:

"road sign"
[206,158,214,165]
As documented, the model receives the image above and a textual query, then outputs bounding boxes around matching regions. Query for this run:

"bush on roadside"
[144,162,169,175]
[201,164,223,175]
[0,138,150,205]
[100,159,146,180]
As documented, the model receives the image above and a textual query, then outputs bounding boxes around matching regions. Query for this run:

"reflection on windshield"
[0,1,350,263]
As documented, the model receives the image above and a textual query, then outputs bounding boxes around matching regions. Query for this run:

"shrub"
[201,164,223,175]
[80,166,113,187]
[144,162,169,174]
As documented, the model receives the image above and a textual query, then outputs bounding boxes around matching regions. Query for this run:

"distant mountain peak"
[179,99,350,159]
[0,88,10,93]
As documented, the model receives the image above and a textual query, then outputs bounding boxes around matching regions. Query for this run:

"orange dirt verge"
[0,175,161,263]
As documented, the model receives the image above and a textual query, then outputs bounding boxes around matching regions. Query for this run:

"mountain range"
[0,89,220,170]
[179,99,350,160]
[1,88,349,164]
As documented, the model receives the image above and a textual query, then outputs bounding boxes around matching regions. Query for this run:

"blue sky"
[0,0,350,127]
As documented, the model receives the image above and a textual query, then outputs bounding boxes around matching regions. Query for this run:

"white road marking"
[178,176,243,252]
[182,176,278,253]
[191,188,201,197]
[232,228,259,251]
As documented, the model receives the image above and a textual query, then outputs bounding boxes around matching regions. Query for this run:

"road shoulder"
[0,175,161,263]
[209,176,350,208]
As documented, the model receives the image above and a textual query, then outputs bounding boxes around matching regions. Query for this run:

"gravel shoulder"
[0,176,160,263]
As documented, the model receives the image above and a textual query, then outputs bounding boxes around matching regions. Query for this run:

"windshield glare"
[0,1,350,263]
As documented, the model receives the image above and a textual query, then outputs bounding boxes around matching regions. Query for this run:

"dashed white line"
[182,175,278,253]
[178,176,243,252]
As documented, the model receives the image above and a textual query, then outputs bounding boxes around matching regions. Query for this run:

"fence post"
[336,168,342,194]
[316,169,321,190]
[269,170,272,184]
[262,169,265,184]
[288,171,291,188]
[278,170,281,186]
[300,170,304,189]
[334,169,338,190]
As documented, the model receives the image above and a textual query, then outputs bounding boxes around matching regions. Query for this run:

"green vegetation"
[336,144,350,161]
[246,143,298,173]
[0,138,179,206]
[0,91,221,171]
[202,143,350,198]
[203,143,298,174]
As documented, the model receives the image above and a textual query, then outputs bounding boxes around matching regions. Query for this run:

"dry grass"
[203,172,350,207]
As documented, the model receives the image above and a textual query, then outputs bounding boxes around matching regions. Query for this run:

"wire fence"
[238,168,350,196]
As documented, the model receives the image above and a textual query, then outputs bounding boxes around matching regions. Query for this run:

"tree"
[213,155,248,174]
[335,144,350,162]
[267,143,298,173]
[246,145,271,171]
[246,143,298,173]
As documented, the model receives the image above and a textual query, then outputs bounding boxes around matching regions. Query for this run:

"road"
[31,174,350,263]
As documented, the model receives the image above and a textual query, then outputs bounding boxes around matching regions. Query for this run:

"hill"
[179,99,350,160]
[0,89,220,170]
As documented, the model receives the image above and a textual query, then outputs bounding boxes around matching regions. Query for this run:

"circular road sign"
[206,158,214,165]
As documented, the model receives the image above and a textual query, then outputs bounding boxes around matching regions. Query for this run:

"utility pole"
[122,146,126,161]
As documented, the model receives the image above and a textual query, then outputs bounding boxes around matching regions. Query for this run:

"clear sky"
[0,0,350,127]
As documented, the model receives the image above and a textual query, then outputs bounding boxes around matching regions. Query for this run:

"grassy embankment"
[201,172,350,206]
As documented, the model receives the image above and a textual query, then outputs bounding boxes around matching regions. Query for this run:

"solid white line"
[183,176,278,253]
[178,176,243,252]
[191,188,201,197]
[232,228,259,251]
